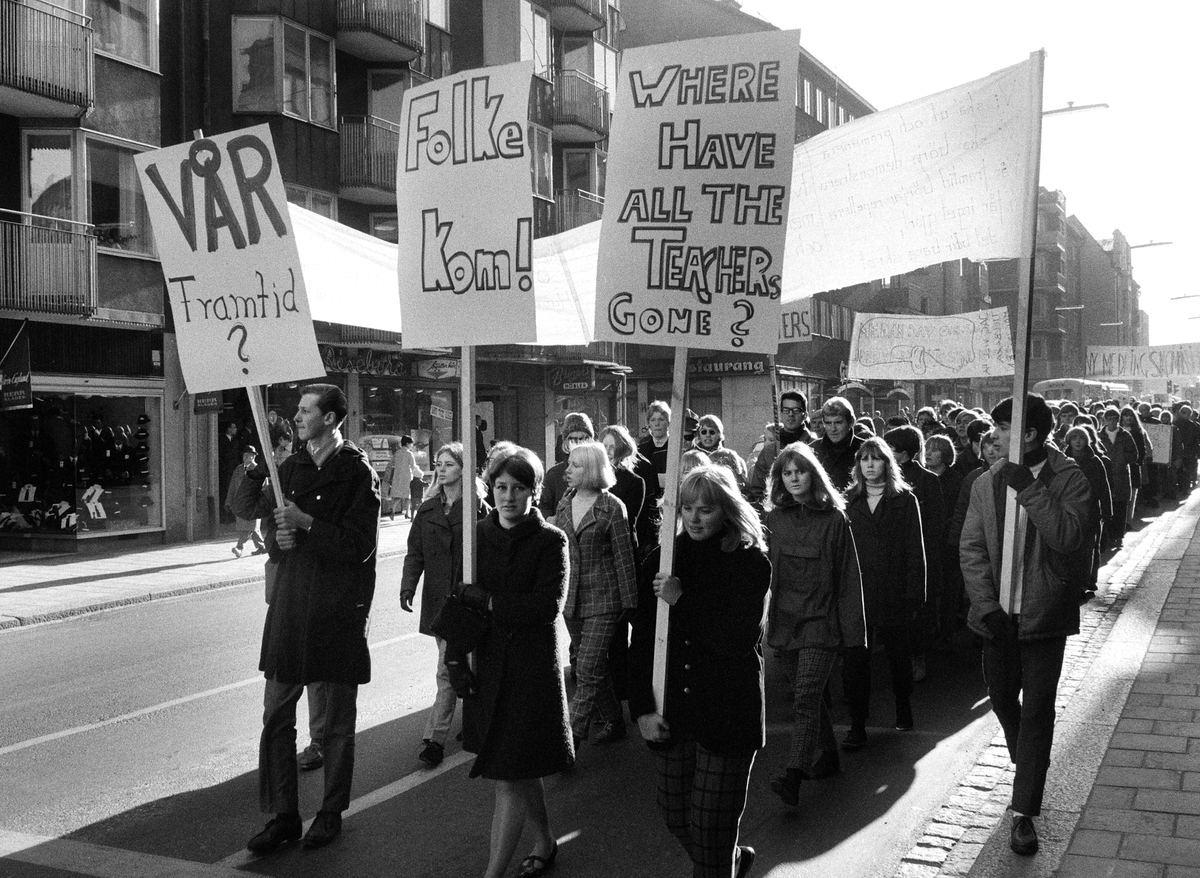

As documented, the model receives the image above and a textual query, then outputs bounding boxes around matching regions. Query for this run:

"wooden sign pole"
[460,345,477,586]
[247,388,285,508]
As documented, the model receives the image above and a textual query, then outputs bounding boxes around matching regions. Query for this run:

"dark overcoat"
[463,510,574,779]
[846,489,926,627]
[400,492,489,636]
[1098,426,1137,501]
[231,442,380,685]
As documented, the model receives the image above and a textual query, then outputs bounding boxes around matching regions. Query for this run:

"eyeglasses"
[780,406,805,415]
[697,428,718,435]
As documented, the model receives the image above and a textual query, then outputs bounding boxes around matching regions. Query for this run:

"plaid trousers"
[780,646,839,773]
[566,612,622,739]
[654,731,755,878]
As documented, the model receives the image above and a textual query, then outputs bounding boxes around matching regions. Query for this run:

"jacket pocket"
[775,545,833,623]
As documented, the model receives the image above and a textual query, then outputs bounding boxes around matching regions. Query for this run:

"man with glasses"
[746,390,814,504]
[539,411,595,518]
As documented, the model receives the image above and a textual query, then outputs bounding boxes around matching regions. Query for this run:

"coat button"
[684,663,691,670]
[316,494,321,500]
[683,687,691,694]
[684,639,691,646]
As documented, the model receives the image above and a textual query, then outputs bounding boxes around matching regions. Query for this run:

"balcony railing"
[337,0,424,62]
[548,0,605,32]
[555,189,604,233]
[339,115,401,205]
[0,0,93,116]
[553,69,609,143]
[0,209,96,316]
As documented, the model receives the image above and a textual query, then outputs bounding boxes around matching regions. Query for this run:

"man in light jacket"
[960,393,1091,858]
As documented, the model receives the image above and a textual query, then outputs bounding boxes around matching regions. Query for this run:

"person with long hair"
[629,465,771,878]
[1120,405,1151,523]
[1098,407,1137,548]
[459,446,573,878]
[399,442,489,767]
[555,440,638,746]
[1064,426,1113,599]
[764,443,865,807]
[841,437,926,750]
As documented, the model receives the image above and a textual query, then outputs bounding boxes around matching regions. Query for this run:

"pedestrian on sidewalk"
[226,447,266,558]
[960,393,1091,856]
[384,435,422,520]
[764,442,865,807]
[232,384,381,854]
[399,441,489,768]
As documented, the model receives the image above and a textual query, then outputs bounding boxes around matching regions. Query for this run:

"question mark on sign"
[227,323,250,375]
[730,300,754,348]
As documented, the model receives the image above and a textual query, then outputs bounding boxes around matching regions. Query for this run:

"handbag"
[429,592,490,653]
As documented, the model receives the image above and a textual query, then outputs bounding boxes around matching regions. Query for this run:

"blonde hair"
[568,441,616,491]
[679,465,766,552]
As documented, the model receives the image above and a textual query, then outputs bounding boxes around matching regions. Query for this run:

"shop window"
[232,16,336,129]
[519,0,551,79]
[285,184,337,220]
[528,124,552,200]
[359,384,457,482]
[90,0,157,70]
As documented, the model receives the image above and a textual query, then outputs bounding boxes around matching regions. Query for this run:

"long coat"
[846,489,926,627]
[387,447,421,500]
[231,442,380,685]
[765,502,866,651]
[610,466,646,550]
[554,490,638,619]
[463,510,574,780]
[400,492,490,636]
[1098,426,1137,501]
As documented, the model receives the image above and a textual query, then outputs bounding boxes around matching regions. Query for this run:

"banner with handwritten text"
[782,57,1036,299]
[595,31,800,354]
[135,125,324,392]
[1086,343,1200,381]
[847,307,1015,380]
[395,61,535,347]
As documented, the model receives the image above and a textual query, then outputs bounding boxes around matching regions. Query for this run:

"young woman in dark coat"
[629,465,771,878]
[842,437,926,750]
[1065,426,1113,598]
[457,446,573,878]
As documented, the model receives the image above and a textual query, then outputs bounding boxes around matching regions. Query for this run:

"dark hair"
[779,390,807,412]
[487,445,544,500]
[966,418,994,445]
[844,436,909,503]
[925,433,956,468]
[990,394,1053,443]
[301,384,348,426]
[400,435,413,446]
[884,425,923,460]
[1119,405,1146,438]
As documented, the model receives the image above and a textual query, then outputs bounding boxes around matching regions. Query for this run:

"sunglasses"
[697,428,718,435]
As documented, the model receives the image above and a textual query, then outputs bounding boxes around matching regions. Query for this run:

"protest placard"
[135,125,324,393]
[782,56,1037,299]
[1144,423,1173,467]
[595,30,801,354]
[847,307,1015,380]
[395,61,536,348]
[1086,343,1200,381]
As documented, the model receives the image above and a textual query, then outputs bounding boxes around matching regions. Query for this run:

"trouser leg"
[567,613,621,738]
[982,626,1024,765]
[307,681,328,743]
[654,736,698,862]
[260,680,304,814]
[689,743,755,878]
[785,647,837,772]
[1009,638,1065,816]
[319,682,359,814]
[422,637,458,745]
[880,624,914,702]
[842,641,871,727]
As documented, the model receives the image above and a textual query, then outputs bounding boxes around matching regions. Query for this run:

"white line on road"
[0,631,423,758]
[0,828,250,878]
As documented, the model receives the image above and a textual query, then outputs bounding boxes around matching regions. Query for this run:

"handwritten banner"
[135,125,324,392]
[595,31,800,354]
[847,307,1014,380]
[782,57,1036,299]
[1144,422,1173,467]
[395,61,535,347]
[1086,343,1200,380]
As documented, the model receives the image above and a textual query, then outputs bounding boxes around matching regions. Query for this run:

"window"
[285,184,337,220]
[563,148,606,197]
[232,16,336,128]
[90,0,157,69]
[519,0,551,79]
[838,105,847,126]
[427,0,449,30]
[814,87,824,123]
[369,214,398,244]
[563,35,618,103]
[1031,336,1047,359]
[828,98,837,126]
[598,4,621,50]
[88,138,153,255]
[802,80,813,115]
[413,24,451,80]
[528,124,552,199]
[26,134,76,221]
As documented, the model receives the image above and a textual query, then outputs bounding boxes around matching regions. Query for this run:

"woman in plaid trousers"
[629,465,771,878]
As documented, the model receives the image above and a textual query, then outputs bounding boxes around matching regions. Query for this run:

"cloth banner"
[1086,343,1200,381]
[781,56,1037,299]
[395,61,536,348]
[595,30,801,354]
[847,307,1015,380]
[135,125,325,392]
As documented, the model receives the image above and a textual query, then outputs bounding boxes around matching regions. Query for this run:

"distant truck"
[1031,378,1131,405]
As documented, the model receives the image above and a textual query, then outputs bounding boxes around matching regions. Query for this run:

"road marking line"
[0,631,423,758]
[0,828,248,878]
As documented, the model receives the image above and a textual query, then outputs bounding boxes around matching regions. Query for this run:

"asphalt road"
[0,553,1002,877]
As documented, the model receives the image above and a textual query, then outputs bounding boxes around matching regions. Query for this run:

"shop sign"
[1,334,32,411]
[551,364,595,392]
[429,403,454,422]
[193,390,222,414]
[320,345,409,377]
[417,358,461,380]
[688,354,770,377]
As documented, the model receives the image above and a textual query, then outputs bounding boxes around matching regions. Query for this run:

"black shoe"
[247,813,302,854]
[770,770,801,807]
[516,839,558,877]
[303,810,342,848]
[593,718,627,744]
[1010,815,1038,855]
[810,750,841,779]
[735,844,756,878]
[842,726,867,751]
[895,701,914,731]
[418,739,444,767]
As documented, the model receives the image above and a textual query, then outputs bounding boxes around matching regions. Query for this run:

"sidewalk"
[0,517,413,629]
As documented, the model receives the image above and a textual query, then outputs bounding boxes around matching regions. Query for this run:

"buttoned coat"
[400,492,490,636]
[554,489,638,619]
[846,488,926,626]
[231,442,380,685]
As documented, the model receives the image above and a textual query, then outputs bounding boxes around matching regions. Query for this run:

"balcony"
[0,0,93,117]
[555,189,603,233]
[548,0,605,33]
[0,209,96,317]
[553,69,608,143]
[339,116,401,205]
[337,0,424,63]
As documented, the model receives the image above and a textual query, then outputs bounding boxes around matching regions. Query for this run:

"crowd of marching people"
[239,381,1200,877]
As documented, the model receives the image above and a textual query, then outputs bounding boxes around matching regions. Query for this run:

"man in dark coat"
[746,389,814,504]
[538,411,594,518]
[811,396,864,492]
[233,384,380,854]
